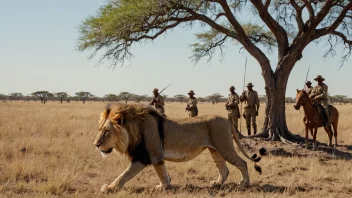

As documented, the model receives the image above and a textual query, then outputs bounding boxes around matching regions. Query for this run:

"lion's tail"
[231,126,267,174]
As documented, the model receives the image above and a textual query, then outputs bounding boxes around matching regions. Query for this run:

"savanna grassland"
[1,101,352,198]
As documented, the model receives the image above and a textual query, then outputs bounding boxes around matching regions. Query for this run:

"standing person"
[186,90,198,117]
[225,86,240,132]
[149,88,166,117]
[240,82,260,135]
[310,75,329,126]
[305,81,313,95]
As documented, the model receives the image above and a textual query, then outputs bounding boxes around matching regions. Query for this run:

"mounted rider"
[305,81,313,95]
[309,75,329,126]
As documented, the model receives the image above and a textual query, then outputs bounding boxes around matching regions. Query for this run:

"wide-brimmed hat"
[188,90,195,95]
[246,82,254,87]
[229,86,235,90]
[306,81,312,85]
[153,88,159,93]
[314,75,325,81]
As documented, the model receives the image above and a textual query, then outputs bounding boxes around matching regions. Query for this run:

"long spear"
[240,57,247,134]
[303,65,310,90]
[159,82,173,94]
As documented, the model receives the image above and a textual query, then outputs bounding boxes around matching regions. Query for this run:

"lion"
[94,103,266,193]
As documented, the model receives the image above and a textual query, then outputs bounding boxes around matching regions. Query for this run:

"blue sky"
[0,0,351,98]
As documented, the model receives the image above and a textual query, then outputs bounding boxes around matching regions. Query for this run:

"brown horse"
[294,89,339,150]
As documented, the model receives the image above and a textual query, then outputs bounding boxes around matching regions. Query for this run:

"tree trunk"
[249,61,305,142]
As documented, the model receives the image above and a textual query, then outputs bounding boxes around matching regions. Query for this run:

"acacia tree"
[0,94,7,102]
[207,93,224,104]
[55,92,69,103]
[8,93,23,102]
[78,0,352,141]
[75,91,94,104]
[32,91,52,104]
[104,94,119,102]
[132,94,148,103]
[118,92,133,103]
[174,94,187,103]
[333,95,347,105]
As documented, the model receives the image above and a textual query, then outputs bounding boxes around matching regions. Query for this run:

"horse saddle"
[313,102,332,120]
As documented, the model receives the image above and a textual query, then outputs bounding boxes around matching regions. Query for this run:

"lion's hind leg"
[208,148,229,188]
[153,162,171,191]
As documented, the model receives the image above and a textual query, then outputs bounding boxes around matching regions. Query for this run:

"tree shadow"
[269,145,352,161]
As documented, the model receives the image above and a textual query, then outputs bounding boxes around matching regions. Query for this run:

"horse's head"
[294,89,309,110]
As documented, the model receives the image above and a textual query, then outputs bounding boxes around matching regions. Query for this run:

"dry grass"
[1,101,352,197]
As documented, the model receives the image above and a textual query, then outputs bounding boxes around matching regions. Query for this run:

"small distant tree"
[197,97,207,104]
[104,94,119,102]
[208,93,223,105]
[334,95,347,105]
[55,92,69,103]
[118,92,133,103]
[8,93,23,102]
[133,94,148,103]
[32,91,52,104]
[174,94,187,104]
[75,91,94,104]
[0,94,7,102]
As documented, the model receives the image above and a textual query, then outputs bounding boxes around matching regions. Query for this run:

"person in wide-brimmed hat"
[150,88,166,117]
[305,81,313,95]
[225,86,240,132]
[186,90,198,117]
[310,75,330,126]
[240,82,260,136]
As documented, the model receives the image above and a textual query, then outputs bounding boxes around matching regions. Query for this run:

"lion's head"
[94,103,164,158]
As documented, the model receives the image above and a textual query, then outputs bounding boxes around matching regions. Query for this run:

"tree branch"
[249,0,289,58]
[314,1,352,37]
[331,30,352,45]
[289,0,305,33]
[302,0,315,21]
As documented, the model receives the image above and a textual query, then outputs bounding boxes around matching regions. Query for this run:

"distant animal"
[294,89,339,150]
[94,103,266,193]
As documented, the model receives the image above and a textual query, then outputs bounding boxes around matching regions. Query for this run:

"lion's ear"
[296,89,300,93]
[111,113,124,125]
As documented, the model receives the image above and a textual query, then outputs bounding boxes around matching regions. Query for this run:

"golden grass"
[0,101,352,197]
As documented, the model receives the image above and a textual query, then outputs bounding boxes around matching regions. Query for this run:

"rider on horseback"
[309,75,330,127]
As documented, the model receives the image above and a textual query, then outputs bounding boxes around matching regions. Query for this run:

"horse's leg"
[305,125,309,148]
[312,128,318,151]
[333,114,339,147]
[324,126,333,147]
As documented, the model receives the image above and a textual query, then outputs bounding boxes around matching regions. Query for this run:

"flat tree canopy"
[78,0,352,141]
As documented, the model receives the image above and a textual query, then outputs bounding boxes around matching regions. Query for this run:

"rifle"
[150,82,173,106]
[239,57,247,134]
[303,65,310,90]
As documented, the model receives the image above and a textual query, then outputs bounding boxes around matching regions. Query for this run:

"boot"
[247,125,251,136]
[253,125,257,135]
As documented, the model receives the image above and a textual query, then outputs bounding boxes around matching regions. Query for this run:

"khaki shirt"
[240,90,260,109]
[187,97,198,116]
[311,83,328,103]
[150,95,165,113]
[226,93,239,112]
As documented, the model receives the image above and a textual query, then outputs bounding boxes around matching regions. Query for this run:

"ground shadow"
[126,182,311,196]
[269,144,352,161]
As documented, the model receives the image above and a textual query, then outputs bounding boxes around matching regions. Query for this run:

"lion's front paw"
[210,180,222,188]
[101,184,109,193]
[238,180,250,188]
[155,183,171,192]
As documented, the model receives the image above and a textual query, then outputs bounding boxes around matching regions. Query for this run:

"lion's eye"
[104,130,110,136]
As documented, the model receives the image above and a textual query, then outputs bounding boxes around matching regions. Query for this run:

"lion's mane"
[99,103,165,165]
